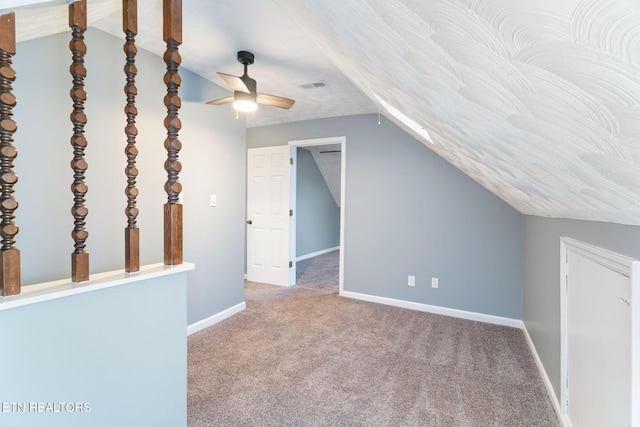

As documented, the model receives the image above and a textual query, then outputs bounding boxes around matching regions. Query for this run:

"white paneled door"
[563,241,638,427]
[246,146,291,286]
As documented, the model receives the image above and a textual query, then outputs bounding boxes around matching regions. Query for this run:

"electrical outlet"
[431,277,439,288]
[210,194,217,207]
[408,275,415,287]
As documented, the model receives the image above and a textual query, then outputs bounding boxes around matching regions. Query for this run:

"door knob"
[246,219,252,225]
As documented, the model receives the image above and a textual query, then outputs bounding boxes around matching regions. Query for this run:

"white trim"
[289,137,346,147]
[1,0,65,13]
[560,238,569,418]
[340,290,522,328]
[288,145,298,287]
[522,324,570,427]
[562,237,633,277]
[296,246,340,262]
[0,262,195,311]
[632,261,640,427]
[288,136,346,294]
[187,301,246,336]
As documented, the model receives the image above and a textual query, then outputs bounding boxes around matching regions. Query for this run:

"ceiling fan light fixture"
[233,91,257,113]
[233,99,257,113]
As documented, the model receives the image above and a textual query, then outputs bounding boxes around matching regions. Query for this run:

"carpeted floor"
[188,251,559,426]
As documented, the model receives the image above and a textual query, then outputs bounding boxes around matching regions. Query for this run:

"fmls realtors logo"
[1,402,91,413]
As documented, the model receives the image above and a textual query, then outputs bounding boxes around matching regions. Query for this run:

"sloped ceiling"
[303,145,342,207]
[4,0,640,225]
[273,0,640,226]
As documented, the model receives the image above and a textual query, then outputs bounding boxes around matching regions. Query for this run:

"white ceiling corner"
[8,0,640,226]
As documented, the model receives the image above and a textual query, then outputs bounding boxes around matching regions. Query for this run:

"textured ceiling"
[4,0,640,225]
[273,0,640,225]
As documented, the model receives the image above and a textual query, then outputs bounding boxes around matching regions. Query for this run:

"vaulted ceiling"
[6,0,640,225]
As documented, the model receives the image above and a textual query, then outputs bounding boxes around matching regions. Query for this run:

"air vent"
[300,81,326,89]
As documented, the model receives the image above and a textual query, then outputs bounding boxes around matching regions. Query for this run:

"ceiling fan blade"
[206,96,234,106]
[256,93,295,109]
[217,72,250,94]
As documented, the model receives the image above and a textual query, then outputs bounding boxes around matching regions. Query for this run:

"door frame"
[560,237,640,426]
[288,136,346,293]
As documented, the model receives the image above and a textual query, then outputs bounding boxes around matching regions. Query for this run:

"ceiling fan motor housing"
[240,75,257,95]
[237,50,255,66]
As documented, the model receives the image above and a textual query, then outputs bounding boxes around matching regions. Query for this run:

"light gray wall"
[248,115,523,318]
[0,272,188,427]
[522,215,640,398]
[13,28,246,325]
[296,148,339,257]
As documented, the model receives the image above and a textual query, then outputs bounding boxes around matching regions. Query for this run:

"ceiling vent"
[300,81,326,89]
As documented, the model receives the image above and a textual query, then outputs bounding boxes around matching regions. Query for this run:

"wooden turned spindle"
[0,12,20,296]
[69,0,89,282]
[123,0,140,272]
[163,0,183,265]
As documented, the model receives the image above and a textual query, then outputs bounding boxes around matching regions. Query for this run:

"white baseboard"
[340,290,523,328]
[187,301,246,336]
[522,324,570,427]
[296,246,339,262]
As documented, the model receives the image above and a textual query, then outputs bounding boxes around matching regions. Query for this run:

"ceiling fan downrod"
[237,50,254,77]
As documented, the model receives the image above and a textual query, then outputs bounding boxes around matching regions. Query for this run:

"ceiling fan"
[206,51,295,113]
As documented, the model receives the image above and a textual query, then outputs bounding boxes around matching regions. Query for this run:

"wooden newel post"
[0,13,20,296]
[123,0,140,273]
[163,0,183,265]
[69,0,89,282]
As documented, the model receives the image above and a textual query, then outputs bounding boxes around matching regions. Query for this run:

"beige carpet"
[188,251,559,426]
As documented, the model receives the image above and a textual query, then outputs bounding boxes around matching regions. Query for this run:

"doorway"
[246,137,346,291]
[289,137,346,293]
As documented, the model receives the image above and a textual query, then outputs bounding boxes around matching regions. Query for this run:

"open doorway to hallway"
[289,137,346,293]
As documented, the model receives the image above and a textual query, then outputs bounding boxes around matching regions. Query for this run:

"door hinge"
[289,261,293,268]
[289,209,293,216]
[290,157,294,165]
